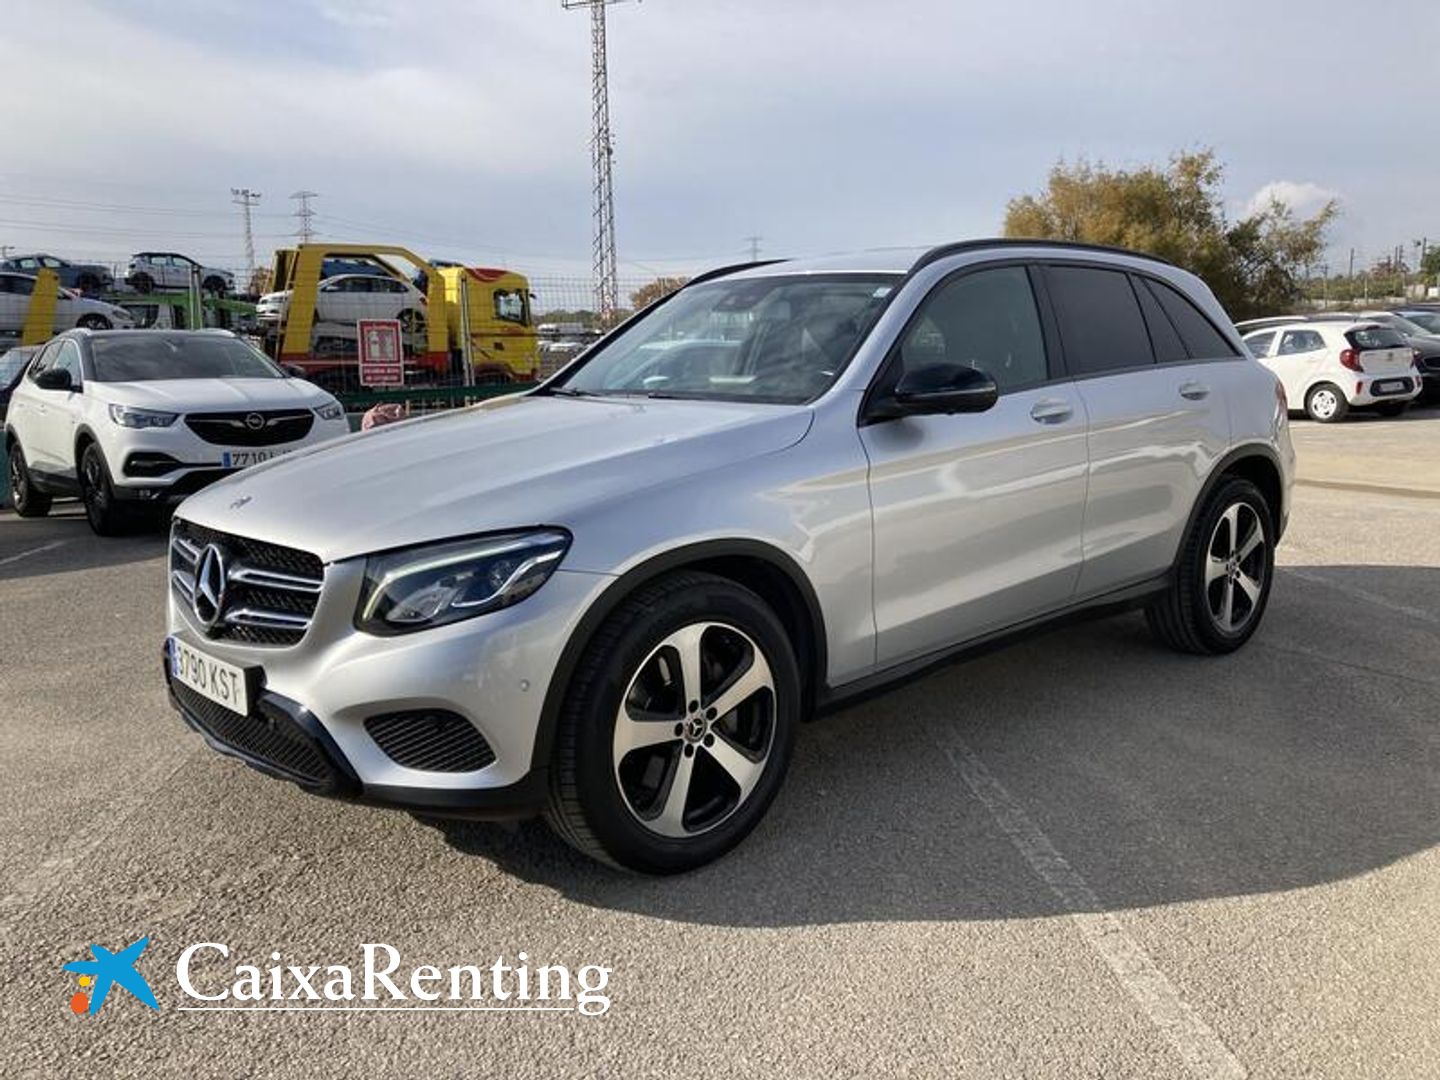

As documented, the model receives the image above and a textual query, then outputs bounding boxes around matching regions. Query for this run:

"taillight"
[1339,348,1362,372]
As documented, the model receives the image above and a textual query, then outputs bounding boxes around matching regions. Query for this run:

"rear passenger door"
[1270,328,1328,408]
[1041,264,1235,597]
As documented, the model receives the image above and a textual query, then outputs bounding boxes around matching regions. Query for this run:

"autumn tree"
[630,277,689,310]
[1003,150,1337,320]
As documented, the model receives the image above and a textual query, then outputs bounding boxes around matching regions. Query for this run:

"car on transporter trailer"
[161,239,1294,874]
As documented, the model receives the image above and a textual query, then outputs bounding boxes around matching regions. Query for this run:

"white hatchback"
[4,329,350,534]
[1242,321,1421,422]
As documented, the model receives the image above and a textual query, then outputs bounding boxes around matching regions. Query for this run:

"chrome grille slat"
[169,520,324,646]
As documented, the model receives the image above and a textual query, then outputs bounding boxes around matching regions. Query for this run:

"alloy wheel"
[1205,502,1266,633]
[612,621,776,839]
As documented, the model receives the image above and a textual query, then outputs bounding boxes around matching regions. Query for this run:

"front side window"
[895,266,1049,393]
[494,288,528,325]
[1045,265,1153,375]
[557,274,898,404]
[52,340,82,384]
[1243,331,1276,358]
[88,335,283,382]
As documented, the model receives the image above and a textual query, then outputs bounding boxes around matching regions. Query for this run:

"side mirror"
[34,368,74,392]
[875,364,998,419]
[283,364,308,379]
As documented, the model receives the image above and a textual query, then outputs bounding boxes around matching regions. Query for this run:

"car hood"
[176,394,814,563]
[93,378,330,411]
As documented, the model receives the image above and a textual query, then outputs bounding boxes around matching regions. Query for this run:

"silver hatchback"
[163,240,1294,873]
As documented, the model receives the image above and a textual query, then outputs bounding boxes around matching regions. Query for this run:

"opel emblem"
[193,544,229,631]
[244,412,266,431]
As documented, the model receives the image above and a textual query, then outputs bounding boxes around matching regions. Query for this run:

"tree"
[1003,150,1337,319]
[1421,247,1440,280]
[630,277,689,311]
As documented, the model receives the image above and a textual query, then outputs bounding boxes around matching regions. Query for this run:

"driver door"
[859,263,1089,667]
[28,338,85,473]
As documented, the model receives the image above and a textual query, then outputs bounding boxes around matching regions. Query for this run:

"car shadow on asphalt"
[0,505,170,581]
[429,563,1440,926]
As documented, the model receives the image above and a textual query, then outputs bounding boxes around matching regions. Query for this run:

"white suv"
[5,329,349,534]
[1242,321,1421,421]
[127,253,236,296]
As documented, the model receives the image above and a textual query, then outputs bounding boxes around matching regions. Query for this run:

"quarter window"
[1045,265,1153,375]
[1143,279,1236,359]
[1243,331,1276,358]
[897,266,1049,394]
[1133,278,1188,363]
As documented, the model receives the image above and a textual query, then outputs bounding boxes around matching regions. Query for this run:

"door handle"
[1029,399,1073,424]
[1179,381,1211,400]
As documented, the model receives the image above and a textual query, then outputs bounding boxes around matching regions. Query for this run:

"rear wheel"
[130,272,154,294]
[7,443,52,517]
[546,571,800,874]
[1305,383,1347,423]
[398,309,426,337]
[79,442,127,536]
[1146,477,1275,655]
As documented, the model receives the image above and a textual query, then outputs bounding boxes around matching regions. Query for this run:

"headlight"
[355,530,570,635]
[108,404,177,428]
[313,400,344,421]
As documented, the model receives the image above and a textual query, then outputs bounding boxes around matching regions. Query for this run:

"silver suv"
[163,240,1295,873]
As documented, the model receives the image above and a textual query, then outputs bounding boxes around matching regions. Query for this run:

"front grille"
[173,682,335,787]
[365,711,496,773]
[170,519,324,646]
[185,409,314,447]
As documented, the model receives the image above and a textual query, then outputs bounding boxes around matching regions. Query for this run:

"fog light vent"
[364,710,495,773]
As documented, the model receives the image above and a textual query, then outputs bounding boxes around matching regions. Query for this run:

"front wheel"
[7,443,52,517]
[1305,383,1348,423]
[202,276,227,296]
[76,314,111,330]
[546,571,801,874]
[79,442,127,536]
[1146,477,1275,655]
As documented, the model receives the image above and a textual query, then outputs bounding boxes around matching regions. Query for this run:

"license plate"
[169,637,251,715]
[1376,380,1405,393]
[222,448,292,468]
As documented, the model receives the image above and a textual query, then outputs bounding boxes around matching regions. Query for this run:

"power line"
[562,0,631,326]
[291,190,319,244]
[231,187,262,282]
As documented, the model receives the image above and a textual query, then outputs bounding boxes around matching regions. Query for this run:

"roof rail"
[683,258,789,288]
[910,238,1176,274]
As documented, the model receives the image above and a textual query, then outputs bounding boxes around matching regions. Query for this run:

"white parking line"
[0,539,67,568]
[937,731,1246,1080]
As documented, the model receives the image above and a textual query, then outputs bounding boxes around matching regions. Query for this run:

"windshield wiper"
[546,386,592,398]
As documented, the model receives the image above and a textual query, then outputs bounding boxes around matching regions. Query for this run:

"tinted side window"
[1133,277,1187,363]
[1045,266,1153,375]
[896,266,1049,394]
[1144,279,1236,359]
[1243,331,1275,358]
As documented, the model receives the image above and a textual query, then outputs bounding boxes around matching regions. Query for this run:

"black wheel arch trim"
[1183,443,1288,547]
[530,538,828,772]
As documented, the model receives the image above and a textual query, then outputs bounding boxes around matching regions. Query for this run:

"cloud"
[1243,180,1341,219]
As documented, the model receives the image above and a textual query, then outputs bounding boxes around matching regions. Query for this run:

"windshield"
[0,349,34,387]
[556,274,899,403]
[1348,326,1408,350]
[88,334,284,382]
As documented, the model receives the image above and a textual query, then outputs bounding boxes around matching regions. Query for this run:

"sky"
[2,0,1437,285]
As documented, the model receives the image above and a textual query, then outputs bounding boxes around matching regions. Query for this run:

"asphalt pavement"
[2,409,1438,1078]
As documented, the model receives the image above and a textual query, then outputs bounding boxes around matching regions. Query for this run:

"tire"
[7,442,52,517]
[130,273,154,294]
[398,309,425,337]
[1375,402,1407,418]
[78,442,127,536]
[76,314,111,330]
[77,273,100,295]
[202,276,227,296]
[545,571,801,874]
[1146,476,1276,655]
[1305,383,1348,423]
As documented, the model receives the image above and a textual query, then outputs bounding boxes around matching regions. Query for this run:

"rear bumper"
[1351,376,1421,405]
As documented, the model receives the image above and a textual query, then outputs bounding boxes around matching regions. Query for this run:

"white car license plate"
[1376,380,1405,393]
[222,448,292,468]
[170,637,250,715]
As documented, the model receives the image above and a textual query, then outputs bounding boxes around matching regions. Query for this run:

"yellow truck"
[265,244,539,389]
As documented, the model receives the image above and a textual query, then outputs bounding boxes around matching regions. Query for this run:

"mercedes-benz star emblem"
[244,412,266,431]
[192,544,229,631]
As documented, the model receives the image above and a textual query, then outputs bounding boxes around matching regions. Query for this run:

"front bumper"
[164,564,611,816]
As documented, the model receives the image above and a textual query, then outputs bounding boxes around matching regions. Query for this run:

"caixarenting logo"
[64,938,612,1016]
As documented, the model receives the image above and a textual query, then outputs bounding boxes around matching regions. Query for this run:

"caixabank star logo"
[63,936,159,1016]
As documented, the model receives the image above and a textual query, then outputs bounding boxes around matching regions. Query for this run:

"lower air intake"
[364,711,496,773]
